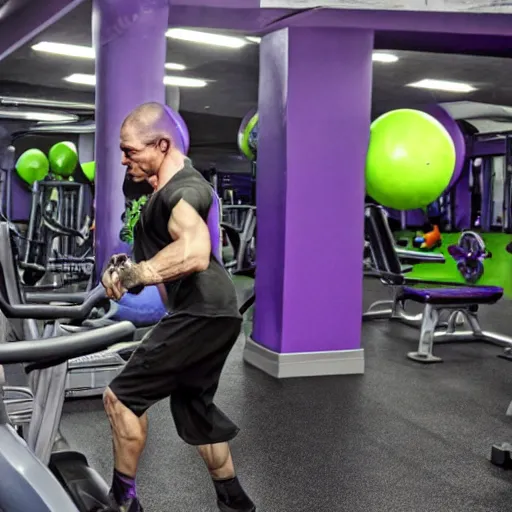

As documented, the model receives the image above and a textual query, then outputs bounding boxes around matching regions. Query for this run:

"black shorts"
[109,313,242,446]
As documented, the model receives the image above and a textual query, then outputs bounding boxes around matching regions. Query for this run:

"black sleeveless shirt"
[133,163,240,318]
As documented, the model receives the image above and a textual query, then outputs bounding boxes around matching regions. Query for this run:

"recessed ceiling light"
[0,109,78,122]
[166,28,247,48]
[33,42,187,72]
[246,36,261,44]
[372,52,398,63]
[65,73,207,88]
[165,62,186,71]
[163,76,207,88]
[407,79,476,93]
[65,73,97,86]
[32,41,95,59]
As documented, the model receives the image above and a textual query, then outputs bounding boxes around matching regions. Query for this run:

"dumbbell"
[491,443,512,468]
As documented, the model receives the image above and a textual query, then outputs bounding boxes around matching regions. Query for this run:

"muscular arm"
[140,198,211,285]
[105,188,212,300]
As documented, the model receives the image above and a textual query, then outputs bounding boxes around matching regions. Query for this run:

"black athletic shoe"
[91,502,144,512]
[119,500,144,512]
[99,493,144,512]
[218,500,256,512]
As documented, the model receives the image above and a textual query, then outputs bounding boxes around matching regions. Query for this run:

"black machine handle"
[0,321,135,365]
[42,210,85,240]
[50,256,94,264]
[395,247,445,264]
[25,291,89,305]
[25,275,256,317]
[239,294,255,315]
[41,180,83,190]
[221,223,241,257]
[0,285,107,320]
[19,262,46,272]
[220,222,242,234]
[364,268,407,285]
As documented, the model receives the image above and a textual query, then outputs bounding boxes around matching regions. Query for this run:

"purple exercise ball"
[164,105,190,155]
[421,104,466,191]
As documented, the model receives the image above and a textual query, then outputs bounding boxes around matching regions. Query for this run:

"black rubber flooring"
[33,281,512,510]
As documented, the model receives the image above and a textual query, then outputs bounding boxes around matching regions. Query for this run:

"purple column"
[250,27,373,375]
[454,159,471,230]
[92,0,168,274]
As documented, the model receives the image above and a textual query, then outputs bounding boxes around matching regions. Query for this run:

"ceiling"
[0,0,512,170]
[0,1,259,119]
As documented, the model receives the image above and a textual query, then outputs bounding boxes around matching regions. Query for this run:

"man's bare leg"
[198,442,235,479]
[104,387,148,508]
[198,443,255,511]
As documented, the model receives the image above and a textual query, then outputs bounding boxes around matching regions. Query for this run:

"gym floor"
[47,280,512,510]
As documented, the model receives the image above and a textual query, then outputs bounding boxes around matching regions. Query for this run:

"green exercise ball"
[237,111,259,161]
[365,109,456,210]
[49,141,78,178]
[15,149,49,185]
[81,161,95,182]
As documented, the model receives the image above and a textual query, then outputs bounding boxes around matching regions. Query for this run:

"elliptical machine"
[0,276,255,511]
[0,294,135,511]
[0,221,140,400]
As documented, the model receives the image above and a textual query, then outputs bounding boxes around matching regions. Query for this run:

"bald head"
[122,102,177,146]
[120,102,185,185]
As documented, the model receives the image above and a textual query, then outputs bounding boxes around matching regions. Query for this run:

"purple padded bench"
[396,285,507,364]
[363,203,512,364]
[398,286,503,306]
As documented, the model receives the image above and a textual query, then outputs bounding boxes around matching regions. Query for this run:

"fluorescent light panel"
[240,40,399,61]
[372,52,398,63]
[407,79,476,93]
[0,96,95,110]
[65,73,207,88]
[32,41,94,59]
[65,73,96,86]
[0,109,78,122]
[165,62,186,70]
[243,38,397,66]
[33,41,185,70]
[166,28,247,48]
[163,76,206,87]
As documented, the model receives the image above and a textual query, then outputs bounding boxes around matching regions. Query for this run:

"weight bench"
[363,204,512,363]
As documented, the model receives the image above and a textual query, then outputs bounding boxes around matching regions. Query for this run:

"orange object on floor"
[421,225,441,250]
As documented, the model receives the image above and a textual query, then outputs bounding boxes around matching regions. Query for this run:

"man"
[101,102,255,512]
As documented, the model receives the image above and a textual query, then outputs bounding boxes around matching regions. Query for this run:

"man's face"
[120,125,165,183]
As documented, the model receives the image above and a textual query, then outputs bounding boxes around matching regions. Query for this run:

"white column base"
[243,337,365,379]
